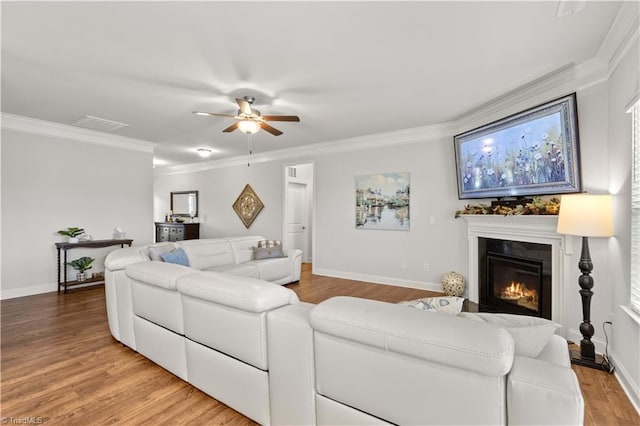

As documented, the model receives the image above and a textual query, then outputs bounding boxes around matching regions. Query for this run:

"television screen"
[454,93,581,200]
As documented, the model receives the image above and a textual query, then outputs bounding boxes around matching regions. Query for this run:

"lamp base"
[569,349,613,372]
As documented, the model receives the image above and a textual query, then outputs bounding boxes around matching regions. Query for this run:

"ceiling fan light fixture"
[196,148,213,158]
[238,119,261,134]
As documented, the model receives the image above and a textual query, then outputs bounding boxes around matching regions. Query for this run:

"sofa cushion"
[205,263,259,278]
[252,245,285,260]
[179,239,235,270]
[459,312,560,358]
[160,247,190,266]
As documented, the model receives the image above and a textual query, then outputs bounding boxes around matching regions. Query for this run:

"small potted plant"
[57,227,85,243]
[67,256,95,282]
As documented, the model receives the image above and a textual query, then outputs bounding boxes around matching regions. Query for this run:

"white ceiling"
[1,1,624,168]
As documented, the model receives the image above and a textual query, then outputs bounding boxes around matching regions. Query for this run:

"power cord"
[602,321,615,374]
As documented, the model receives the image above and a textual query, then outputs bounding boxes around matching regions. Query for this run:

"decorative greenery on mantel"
[454,197,560,218]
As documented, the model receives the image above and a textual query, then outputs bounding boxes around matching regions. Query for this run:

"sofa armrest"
[285,248,303,282]
[507,356,584,425]
[125,261,194,290]
[536,334,571,367]
[105,246,149,271]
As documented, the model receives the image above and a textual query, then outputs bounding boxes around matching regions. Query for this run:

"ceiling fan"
[193,96,300,136]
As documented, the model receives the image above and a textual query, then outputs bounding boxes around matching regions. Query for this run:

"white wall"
[154,161,284,239]
[1,118,155,299]
[608,36,640,410]
[312,137,467,289]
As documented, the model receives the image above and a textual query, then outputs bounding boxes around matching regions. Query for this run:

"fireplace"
[462,215,572,332]
[479,238,552,319]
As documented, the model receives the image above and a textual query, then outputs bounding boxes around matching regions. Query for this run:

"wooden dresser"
[154,222,200,242]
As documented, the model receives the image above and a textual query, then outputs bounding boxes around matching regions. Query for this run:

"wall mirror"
[171,190,198,217]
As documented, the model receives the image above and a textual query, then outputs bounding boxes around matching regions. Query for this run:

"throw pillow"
[399,296,465,315]
[148,243,175,261]
[257,239,282,248]
[458,312,560,358]
[252,245,285,260]
[160,247,190,266]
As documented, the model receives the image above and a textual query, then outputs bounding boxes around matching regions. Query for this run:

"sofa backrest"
[126,261,194,335]
[178,271,299,370]
[177,238,235,270]
[309,297,514,425]
[225,236,265,264]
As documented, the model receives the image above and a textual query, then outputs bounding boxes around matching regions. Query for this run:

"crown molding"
[1,113,156,153]
[597,1,640,77]
[154,121,456,176]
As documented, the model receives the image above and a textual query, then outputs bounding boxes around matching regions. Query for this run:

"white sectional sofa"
[104,243,584,425]
[104,236,302,350]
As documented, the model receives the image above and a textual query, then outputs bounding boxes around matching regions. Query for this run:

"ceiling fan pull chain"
[247,134,253,167]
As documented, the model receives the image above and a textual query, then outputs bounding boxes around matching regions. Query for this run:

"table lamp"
[557,193,613,370]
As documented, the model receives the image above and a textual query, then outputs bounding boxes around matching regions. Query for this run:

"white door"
[286,181,310,262]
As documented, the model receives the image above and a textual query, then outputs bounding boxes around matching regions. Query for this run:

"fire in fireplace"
[499,281,538,310]
[479,238,552,319]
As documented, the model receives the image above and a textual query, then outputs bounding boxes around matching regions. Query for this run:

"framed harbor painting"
[355,172,410,230]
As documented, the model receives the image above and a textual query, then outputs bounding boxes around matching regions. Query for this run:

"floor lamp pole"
[570,236,609,370]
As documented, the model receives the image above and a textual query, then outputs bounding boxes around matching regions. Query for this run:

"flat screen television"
[454,93,582,200]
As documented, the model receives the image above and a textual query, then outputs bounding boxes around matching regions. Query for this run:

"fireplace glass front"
[479,238,552,319]
[487,253,542,316]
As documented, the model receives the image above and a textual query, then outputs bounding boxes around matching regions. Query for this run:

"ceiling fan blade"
[193,111,236,118]
[222,122,239,133]
[262,115,300,122]
[236,98,253,115]
[260,122,283,136]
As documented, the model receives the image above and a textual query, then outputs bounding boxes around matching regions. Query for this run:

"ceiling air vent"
[556,0,585,18]
[72,115,129,133]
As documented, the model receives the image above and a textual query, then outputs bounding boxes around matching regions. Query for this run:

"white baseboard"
[610,349,640,415]
[0,282,57,300]
[312,267,442,293]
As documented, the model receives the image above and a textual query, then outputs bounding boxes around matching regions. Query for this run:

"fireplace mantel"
[461,215,573,331]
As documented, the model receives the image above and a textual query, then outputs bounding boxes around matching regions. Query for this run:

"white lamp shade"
[556,193,614,237]
[238,120,261,134]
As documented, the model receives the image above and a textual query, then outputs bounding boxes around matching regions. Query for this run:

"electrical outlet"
[429,216,436,225]
[423,262,430,271]
[400,261,407,270]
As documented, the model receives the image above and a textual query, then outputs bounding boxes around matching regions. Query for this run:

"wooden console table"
[55,239,133,293]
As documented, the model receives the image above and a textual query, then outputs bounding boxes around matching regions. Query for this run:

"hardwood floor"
[1,263,638,425]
